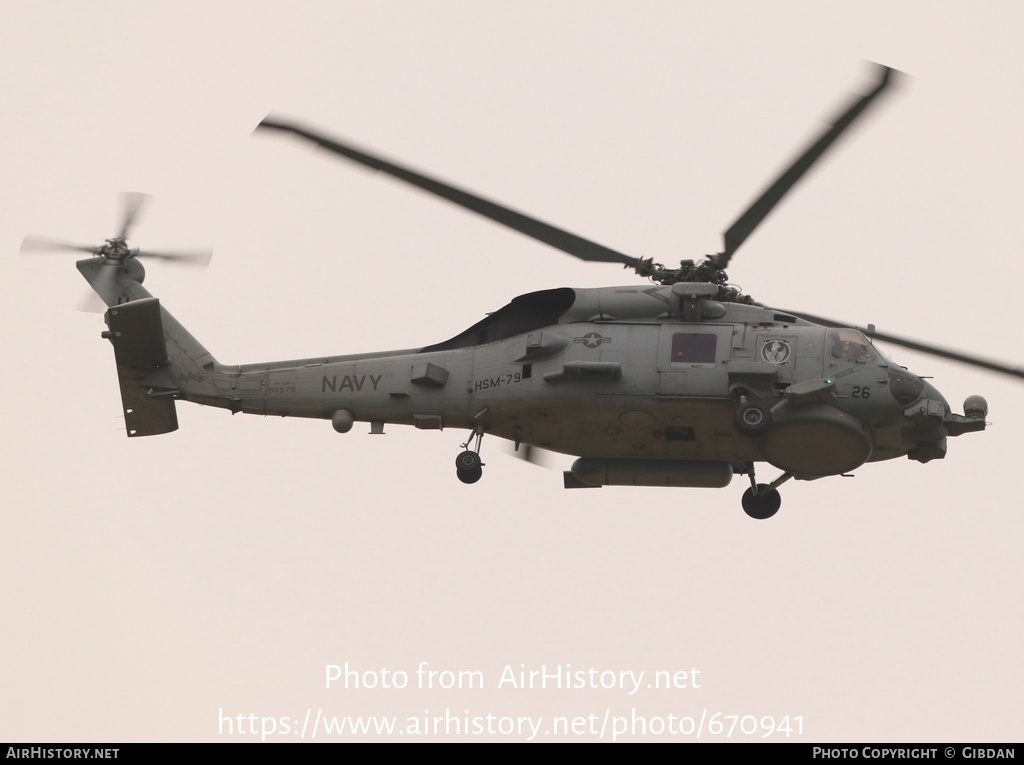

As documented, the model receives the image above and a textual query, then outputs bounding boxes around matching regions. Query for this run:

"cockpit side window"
[828,329,878,362]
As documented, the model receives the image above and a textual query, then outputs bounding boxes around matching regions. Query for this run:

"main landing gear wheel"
[735,402,773,438]
[742,484,782,520]
[455,451,483,484]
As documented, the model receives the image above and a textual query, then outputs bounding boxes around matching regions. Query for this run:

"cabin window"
[671,333,717,364]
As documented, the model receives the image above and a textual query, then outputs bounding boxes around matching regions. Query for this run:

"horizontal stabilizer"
[104,298,178,437]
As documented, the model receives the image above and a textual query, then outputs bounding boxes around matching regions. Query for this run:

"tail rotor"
[21,193,212,268]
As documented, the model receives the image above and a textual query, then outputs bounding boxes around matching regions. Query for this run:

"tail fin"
[29,200,222,436]
[103,298,179,437]
[84,258,225,437]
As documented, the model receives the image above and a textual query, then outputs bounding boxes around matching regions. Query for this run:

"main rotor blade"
[716,63,898,268]
[257,117,638,267]
[789,310,1024,381]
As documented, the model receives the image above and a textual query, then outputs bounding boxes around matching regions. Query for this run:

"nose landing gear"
[456,425,486,484]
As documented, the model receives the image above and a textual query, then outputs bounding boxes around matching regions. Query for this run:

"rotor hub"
[100,238,135,261]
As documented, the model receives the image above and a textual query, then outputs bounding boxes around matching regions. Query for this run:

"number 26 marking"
[851,385,871,399]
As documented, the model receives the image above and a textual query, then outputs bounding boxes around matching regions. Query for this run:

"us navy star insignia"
[574,332,610,349]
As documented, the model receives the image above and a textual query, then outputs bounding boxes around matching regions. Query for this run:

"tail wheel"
[741,484,782,519]
[456,465,483,484]
[455,451,482,470]
[455,450,483,484]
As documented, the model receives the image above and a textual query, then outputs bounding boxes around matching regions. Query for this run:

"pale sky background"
[1,0,1022,743]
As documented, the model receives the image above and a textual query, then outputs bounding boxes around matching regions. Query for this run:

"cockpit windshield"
[828,328,878,363]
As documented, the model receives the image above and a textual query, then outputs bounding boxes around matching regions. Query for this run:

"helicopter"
[25,63,1022,519]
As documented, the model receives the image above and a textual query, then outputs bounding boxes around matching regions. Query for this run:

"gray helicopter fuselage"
[227,287,949,476]
[85,256,980,486]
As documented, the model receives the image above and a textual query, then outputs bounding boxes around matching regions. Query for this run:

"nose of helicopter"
[904,379,951,463]
[902,376,987,463]
[920,379,950,413]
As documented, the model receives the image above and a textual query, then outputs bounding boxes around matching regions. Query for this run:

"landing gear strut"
[456,425,486,484]
[740,464,792,519]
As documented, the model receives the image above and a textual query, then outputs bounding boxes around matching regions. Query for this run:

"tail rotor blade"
[118,192,151,241]
[136,248,213,267]
[22,195,212,270]
[76,262,121,311]
[21,236,99,255]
